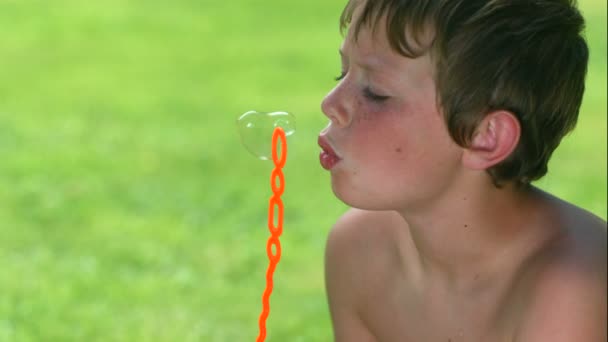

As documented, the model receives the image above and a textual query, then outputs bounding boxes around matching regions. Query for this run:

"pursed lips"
[318,135,341,170]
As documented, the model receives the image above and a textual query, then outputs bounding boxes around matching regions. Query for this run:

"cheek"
[350,114,409,166]
[362,111,456,171]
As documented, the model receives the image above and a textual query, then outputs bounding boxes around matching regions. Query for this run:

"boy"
[318,0,607,341]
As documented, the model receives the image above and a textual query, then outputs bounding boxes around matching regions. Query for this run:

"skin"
[321,5,607,342]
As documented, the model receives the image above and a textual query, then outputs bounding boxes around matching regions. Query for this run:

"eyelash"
[334,71,389,103]
[363,88,390,102]
[334,71,346,81]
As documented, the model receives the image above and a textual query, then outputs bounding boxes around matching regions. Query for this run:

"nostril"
[321,98,336,122]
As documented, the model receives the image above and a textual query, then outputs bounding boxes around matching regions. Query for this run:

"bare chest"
[359,283,519,342]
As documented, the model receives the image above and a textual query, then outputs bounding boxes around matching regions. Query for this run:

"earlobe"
[462,111,521,170]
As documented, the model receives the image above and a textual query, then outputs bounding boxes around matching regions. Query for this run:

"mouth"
[318,135,341,170]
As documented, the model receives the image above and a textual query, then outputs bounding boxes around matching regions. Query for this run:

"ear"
[462,111,521,170]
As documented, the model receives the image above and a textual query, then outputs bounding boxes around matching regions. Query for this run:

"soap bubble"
[236,111,296,160]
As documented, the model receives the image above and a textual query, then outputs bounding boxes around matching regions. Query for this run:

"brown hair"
[340,0,588,186]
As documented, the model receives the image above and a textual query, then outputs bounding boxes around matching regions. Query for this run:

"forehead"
[341,7,434,81]
[343,0,435,57]
[343,3,391,53]
[342,9,397,68]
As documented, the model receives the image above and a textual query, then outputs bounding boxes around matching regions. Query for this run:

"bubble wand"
[257,126,286,341]
[236,111,295,342]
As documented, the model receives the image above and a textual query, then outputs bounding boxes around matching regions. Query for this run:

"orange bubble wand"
[257,126,287,342]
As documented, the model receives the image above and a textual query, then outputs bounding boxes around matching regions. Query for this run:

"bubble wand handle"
[257,127,287,342]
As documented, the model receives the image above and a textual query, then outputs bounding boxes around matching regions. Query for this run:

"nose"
[321,84,352,128]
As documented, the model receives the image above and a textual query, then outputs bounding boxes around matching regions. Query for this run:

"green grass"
[0,0,605,340]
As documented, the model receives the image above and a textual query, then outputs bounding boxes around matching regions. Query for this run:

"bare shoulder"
[515,196,607,341]
[325,208,407,278]
[324,208,406,342]
[326,208,406,254]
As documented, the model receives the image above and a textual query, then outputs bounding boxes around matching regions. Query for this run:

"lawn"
[0,0,605,341]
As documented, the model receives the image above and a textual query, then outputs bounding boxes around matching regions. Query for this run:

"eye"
[363,87,390,102]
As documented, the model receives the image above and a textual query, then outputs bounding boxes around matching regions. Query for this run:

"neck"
[398,180,547,292]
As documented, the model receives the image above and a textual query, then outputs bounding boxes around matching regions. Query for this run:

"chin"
[330,177,398,211]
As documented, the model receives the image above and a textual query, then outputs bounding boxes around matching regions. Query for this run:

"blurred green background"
[0,0,605,341]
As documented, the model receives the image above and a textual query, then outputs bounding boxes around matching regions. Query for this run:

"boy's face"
[320,9,464,211]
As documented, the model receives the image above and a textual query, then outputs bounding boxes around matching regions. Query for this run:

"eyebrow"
[339,48,379,73]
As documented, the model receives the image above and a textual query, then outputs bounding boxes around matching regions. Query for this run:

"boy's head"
[340,0,588,187]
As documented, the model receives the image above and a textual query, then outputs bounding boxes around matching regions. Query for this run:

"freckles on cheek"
[393,146,408,161]
[356,97,363,109]
[352,97,378,123]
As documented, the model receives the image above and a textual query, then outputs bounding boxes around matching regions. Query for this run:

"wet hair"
[340,0,588,186]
